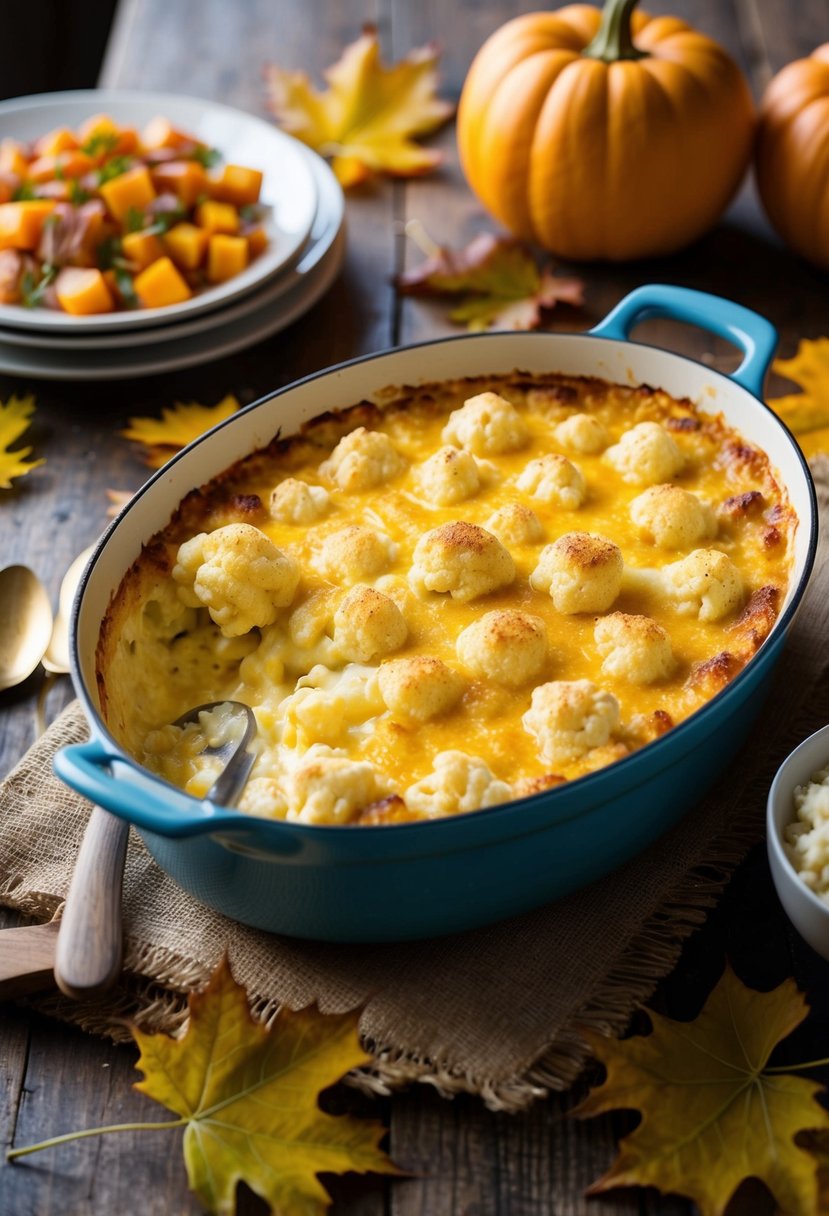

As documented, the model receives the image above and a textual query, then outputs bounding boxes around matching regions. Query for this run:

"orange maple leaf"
[264,26,453,187]
[0,394,44,489]
[575,966,829,1216]
[767,336,829,459]
[122,394,240,468]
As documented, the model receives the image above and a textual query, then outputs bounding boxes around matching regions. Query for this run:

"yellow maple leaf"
[767,336,829,459]
[9,958,399,1215]
[575,966,829,1216]
[122,394,240,468]
[0,394,44,489]
[264,25,453,187]
[132,958,399,1214]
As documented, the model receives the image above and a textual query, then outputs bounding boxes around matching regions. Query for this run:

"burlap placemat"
[2,463,828,1112]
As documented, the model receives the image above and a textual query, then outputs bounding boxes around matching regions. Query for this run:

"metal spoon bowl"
[0,565,53,691]
[54,700,258,1000]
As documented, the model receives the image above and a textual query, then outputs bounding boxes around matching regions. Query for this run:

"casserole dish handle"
[55,742,249,839]
[590,284,778,399]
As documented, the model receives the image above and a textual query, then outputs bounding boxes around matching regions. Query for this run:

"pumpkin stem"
[582,0,648,63]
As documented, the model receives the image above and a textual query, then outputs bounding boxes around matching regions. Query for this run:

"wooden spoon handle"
[54,808,129,1000]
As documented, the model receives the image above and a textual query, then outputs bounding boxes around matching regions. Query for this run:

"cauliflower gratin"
[784,767,829,900]
[97,374,796,825]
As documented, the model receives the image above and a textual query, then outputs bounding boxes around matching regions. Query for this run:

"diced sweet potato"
[162,222,208,270]
[0,173,15,205]
[0,200,57,251]
[55,267,114,315]
[27,151,96,183]
[208,164,263,207]
[0,249,24,303]
[100,165,156,222]
[196,200,239,235]
[122,229,165,270]
[245,226,268,259]
[0,139,29,179]
[78,114,139,157]
[35,128,80,157]
[206,233,248,283]
[149,160,207,206]
[133,256,192,307]
[142,116,199,151]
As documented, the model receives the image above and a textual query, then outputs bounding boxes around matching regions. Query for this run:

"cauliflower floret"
[604,421,684,486]
[173,523,300,637]
[530,532,623,614]
[316,525,396,585]
[515,453,586,509]
[333,585,407,663]
[269,478,329,524]
[485,502,545,547]
[416,444,482,505]
[319,426,406,491]
[554,413,608,454]
[661,548,744,621]
[281,666,385,747]
[287,750,388,824]
[378,655,464,722]
[238,777,289,819]
[594,612,675,684]
[456,610,548,687]
[441,391,529,455]
[405,750,512,817]
[522,679,620,766]
[630,484,716,550]
[409,521,515,602]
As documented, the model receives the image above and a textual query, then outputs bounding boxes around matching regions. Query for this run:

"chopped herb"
[194,192,209,207]
[11,182,36,201]
[192,145,221,169]
[125,206,145,233]
[96,156,133,186]
[69,179,90,206]
[53,163,65,181]
[20,263,57,309]
[114,268,139,309]
[239,204,259,222]
[143,204,186,237]
[96,235,125,271]
[82,131,120,157]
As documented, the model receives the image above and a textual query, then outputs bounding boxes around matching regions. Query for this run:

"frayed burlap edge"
[17,791,762,1114]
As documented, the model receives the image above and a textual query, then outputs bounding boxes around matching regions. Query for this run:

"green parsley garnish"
[124,206,146,233]
[96,235,132,272]
[20,263,57,309]
[113,268,139,309]
[191,145,221,169]
[11,182,37,201]
[96,156,133,186]
[69,179,91,206]
[82,131,120,157]
[142,204,186,237]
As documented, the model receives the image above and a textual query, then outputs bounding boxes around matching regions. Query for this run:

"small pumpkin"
[755,44,829,270]
[457,0,755,261]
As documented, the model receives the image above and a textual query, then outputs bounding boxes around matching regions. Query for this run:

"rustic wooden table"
[1,1,829,1213]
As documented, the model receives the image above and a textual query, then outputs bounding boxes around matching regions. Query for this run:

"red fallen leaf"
[396,230,584,331]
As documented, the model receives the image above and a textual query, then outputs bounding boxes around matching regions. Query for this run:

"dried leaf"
[133,959,398,1214]
[768,336,829,458]
[576,966,829,1216]
[0,394,44,488]
[264,26,453,187]
[396,231,584,332]
[9,958,400,1216]
[122,394,240,468]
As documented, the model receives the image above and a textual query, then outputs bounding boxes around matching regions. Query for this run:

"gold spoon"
[0,565,53,692]
[42,545,95,675]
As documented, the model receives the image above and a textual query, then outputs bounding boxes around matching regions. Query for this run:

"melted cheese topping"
[98,375,796,824]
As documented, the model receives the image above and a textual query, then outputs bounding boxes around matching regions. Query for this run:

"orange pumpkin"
[755,44,829,271]
[457,0,755,261]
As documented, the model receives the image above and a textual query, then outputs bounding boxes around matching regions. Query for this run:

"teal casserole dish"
[55,285,817,942]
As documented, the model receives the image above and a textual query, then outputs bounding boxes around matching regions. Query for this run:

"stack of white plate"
[0,91,346,380]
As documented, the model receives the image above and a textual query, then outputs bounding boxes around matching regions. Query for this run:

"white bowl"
[768,723,829,960]
[0,89,317,332]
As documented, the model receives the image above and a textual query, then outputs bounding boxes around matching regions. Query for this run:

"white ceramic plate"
[0,143,342,352]
[0,90,317,332]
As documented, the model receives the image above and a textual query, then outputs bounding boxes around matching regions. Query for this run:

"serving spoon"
[0,565,53,691]
[53,701,258,1000]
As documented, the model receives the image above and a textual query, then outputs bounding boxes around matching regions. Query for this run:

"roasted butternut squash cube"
[246,226,268,259]
[195,200,239,235]
[0,139,29,179]
[133,256,192,307]
[0,176,13,205]
[27,150,95,183]
[162,222,209,270]
[206,233,249,283]
[35,128,80,157]
[55,267,114,315]
[122,229,166,270]
[149,160,207,206]
[78,114,138,157]
[208,164,263,207]
[142,116,198,151]
[100,165,156,223]
[0,200,56,251]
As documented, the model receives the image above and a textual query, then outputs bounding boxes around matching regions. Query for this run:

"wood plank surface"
[1,1,828,1214]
